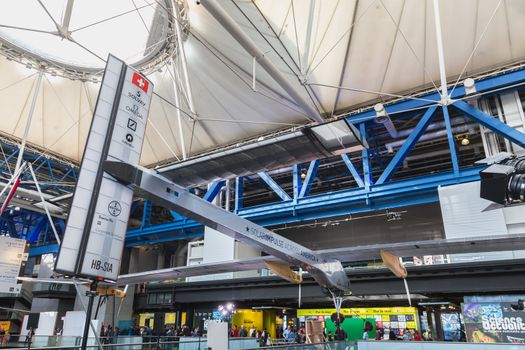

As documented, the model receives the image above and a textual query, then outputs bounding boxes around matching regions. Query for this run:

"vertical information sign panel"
[55,56,152,280]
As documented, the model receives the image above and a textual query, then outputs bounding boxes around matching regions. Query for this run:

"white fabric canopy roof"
[0,0,523,166]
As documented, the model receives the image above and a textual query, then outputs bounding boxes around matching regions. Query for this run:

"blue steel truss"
[0,137,75,254]
[124,65,525,247]
[28,65,525,252]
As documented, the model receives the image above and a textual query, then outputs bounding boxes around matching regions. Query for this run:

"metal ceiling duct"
[199,0,324,124]
[158,119,367,188]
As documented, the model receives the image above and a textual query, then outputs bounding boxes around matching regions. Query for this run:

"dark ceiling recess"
[158,119,366,188]
[274,203,445,251]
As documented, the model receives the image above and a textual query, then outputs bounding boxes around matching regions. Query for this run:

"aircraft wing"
[317,233,525,262]
[117,256,280,285]
[17,277,91,285]
[116,234,525,285]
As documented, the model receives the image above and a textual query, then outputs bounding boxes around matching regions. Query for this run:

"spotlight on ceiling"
[456,133,470,146]
[300,169,307,180]
[464,78,477,95]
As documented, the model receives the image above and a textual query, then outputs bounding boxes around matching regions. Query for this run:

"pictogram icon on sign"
[126,133,133,142]
[132,72,149,93]
[127,118,137,131]
[108,201,122,217]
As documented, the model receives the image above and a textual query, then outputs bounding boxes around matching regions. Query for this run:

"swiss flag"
[132,72,149,93]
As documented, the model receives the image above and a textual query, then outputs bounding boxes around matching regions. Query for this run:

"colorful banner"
[298,307,416,318]
[463,302,525,343]
[0,321,10,332]
[299,307,419,335]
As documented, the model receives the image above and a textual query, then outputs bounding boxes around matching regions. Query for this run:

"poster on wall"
[463,302,525,343]
[298,307,418,341]
[298,307,418,330]
[0,321,10,333]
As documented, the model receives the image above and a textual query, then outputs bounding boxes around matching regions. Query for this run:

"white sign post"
[55,55,153,281]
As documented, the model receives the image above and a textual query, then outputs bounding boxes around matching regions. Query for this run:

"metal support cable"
[379,0,440,95]
[309,83,440,104]
[236,0,326,116]
[377,0,407,99]
[200,0,323,123]
[290,0,302,70]
[184,33,310,119]
[36,0,61,33]
[304,0,342,75]
[131,0,151,33]
[0,144,13,177]
[151,0,312,121]
[449,0,504,97]
[28,163,61,245]
[154,97,182,161]
[154,72,304,127]
[306,0,377,77]
[170,60,187,159]
[0,24,57,35]
[330,0,359,117]
[44,76,77,122]
[69,37,106,63]
[70,3,152,33]
[0,73,37,94]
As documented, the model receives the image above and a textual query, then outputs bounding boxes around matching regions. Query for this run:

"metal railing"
[245,341,358,350]
[5,338,525,350]
[0,335,259,350]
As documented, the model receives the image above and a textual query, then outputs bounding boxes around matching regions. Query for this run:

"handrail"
[242,340,355,350]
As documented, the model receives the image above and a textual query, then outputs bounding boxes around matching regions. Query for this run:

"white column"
[432,0,449,104]
[15,71,43,173]
[170,59,187,159]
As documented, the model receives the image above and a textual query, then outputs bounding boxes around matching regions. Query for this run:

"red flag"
[0,176,21,216]
[131,72,149,93]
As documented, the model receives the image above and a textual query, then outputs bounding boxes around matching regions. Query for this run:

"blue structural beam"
[376,106,438,185]
[298,160,319,198]
[126,233,205,247]
[142,200,152,227]
[453,100,525,148]
[238,167,482,222]
[202,181,226,202]
[292,164,300,203]
[29,243,58,257]
[124,166,482,245]
[257,172,292,201]
[360,123,372,190]
[443,106,460,176]
[0,148,18,173]
[28,216,48,242]
[34,67,525,251]
[345,66,525,124]
[235,177,243,213]
[341,154,364,188]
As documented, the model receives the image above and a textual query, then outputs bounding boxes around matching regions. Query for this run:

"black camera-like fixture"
[510,299,525,311]
[478,152,525,205]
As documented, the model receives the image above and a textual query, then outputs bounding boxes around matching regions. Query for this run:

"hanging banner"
[55,55,153,281]
[463,302,525,343]
[0,236,27,294]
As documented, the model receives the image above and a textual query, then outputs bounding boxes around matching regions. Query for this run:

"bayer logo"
[108,201,122,217]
